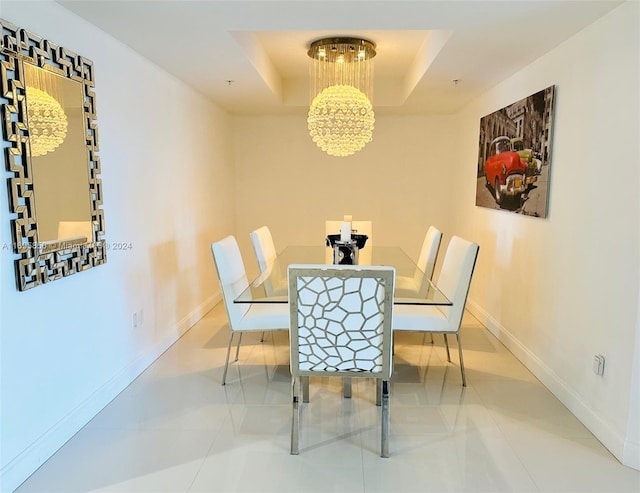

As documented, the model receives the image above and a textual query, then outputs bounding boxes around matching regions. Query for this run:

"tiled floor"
[17,305,640,492]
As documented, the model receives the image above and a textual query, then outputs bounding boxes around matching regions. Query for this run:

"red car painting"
[484,136,527,205]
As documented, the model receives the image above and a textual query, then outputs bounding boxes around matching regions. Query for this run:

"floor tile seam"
[495,418,611,446]
[185,421,224,493]
[485,414,623,486]
[359,443,368,493]
[492,429,546,493]
[478,391,595,430]
[440,418,545,492]
[84,424,236,432]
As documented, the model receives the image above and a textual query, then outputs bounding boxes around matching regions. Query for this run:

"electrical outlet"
[593,354,605,376]
[131,309,144,329]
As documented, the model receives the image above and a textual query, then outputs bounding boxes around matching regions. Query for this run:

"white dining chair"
[211,235,289,385]
[416,226,443,281]
[395,226,443,345]
[250,225,288,341]
[396,225,443,292]
[250,225,277,273]
[288,264,395,457]
[393,236,479,387]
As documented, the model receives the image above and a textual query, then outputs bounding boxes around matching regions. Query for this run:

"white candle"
[340,221,351,242]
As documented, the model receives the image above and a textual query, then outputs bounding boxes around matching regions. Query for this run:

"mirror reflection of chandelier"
[307,37,376,157]
[25,67,68,157]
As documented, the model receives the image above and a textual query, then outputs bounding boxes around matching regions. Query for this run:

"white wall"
[0,2,232,490]
[233,114,457,279]
[451,1,639,468]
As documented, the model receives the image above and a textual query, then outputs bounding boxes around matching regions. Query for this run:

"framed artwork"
[475,85,555,218]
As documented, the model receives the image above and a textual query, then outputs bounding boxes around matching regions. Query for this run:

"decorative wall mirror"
[0,19,106,291]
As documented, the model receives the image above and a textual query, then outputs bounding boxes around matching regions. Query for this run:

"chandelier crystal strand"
[307,38,376,157]
[24,64,68,157]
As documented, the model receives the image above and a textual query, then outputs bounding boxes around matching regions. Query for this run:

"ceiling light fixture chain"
[306,37,376,157]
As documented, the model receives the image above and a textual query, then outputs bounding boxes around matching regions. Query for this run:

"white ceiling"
[57,0,622,116]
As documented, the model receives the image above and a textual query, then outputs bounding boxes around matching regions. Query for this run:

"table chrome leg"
[381,380,390,458]
[291,377,300,455]
[302,376,310,403]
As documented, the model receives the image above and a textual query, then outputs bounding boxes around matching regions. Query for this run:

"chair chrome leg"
[291,377,300,455]
[222,332,235,386]
[260,331,265,342]
[234,332,243,361]
[302,376,310,403]
[444,333,451,362]
[343,377,352,398]
[376,379,382,406]
[456,333,467,387]
[430,333,434,344]
[381,380,390,458]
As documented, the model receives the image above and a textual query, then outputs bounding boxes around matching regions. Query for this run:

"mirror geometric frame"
[0,18,106,291]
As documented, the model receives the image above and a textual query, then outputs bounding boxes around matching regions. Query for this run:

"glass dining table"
[235,245,451,306]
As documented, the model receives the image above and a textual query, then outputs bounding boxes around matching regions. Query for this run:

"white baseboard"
[466,298,637,470]
[623,436,640,470]
[0,293,220,493]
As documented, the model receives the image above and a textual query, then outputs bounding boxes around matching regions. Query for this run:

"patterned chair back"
[288,264,395,379]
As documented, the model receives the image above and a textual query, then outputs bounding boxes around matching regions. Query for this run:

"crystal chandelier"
[26,86,68,157]
[307,37,376,157]
[23,64,68,158]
